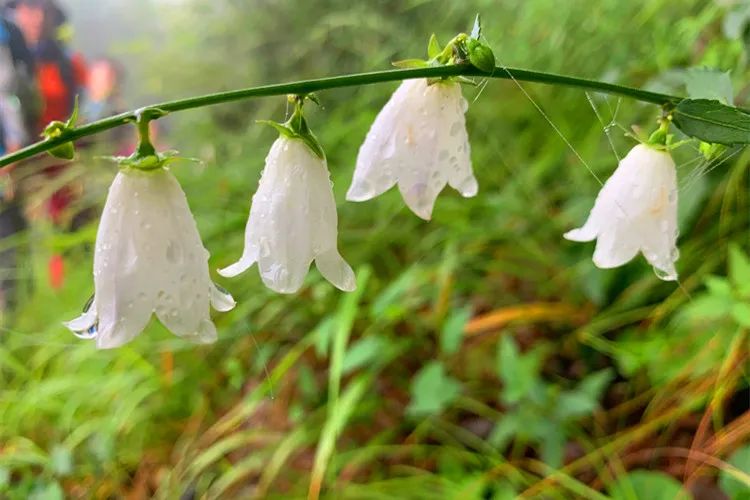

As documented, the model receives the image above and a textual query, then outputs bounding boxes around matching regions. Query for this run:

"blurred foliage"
[1,0,750,498]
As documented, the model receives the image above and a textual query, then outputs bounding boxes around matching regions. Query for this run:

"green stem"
[0,64,685,169]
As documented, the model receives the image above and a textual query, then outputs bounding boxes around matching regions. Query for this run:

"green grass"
[2,0,750,498]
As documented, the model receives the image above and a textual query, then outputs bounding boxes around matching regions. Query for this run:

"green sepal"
[392,58,430,69]
[427,34,441,59]
[41,97,80,160]
[98,149,198,172]
[257,119,326,160]
[48,142,75,160]
[65,95,79,128]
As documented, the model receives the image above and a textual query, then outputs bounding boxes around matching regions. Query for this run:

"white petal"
[348,79,477,218]
[346,81,413,202]
[566,144,680,279]
[315,249,356,292]
[91,168,221,348]
[592,225,640,269]
[64,298,97,332]
[210,283,236,312]
[226,137,353,293]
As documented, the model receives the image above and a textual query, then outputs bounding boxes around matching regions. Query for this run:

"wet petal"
[316,248,356,292]
[210,283,236,312]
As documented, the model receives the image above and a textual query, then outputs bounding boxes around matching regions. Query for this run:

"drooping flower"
[219,136,356,294]
[346,78,477,220]
[65,168,235,349]
[564,144,679,280]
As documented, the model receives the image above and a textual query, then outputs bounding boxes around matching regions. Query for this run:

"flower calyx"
[102,107,198,171]
[258,94,325,159]
[392,15,496,76]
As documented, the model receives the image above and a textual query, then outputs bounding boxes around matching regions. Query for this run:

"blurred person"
[7,0,80,291]
[9,0,76,131]
[82,57,123,122]
[0,12,36,312]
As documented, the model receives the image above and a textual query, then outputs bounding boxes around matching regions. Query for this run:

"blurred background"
[0,0,749,498]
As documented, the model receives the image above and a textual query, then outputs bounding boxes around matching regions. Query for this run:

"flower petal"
[210,283,236,312]
[315,248,356,292]
[64,299,97,333]
[592,227,640,269]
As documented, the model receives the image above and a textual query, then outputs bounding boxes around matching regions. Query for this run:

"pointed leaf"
[470,14,482,39]
[427,33,441,59]
[609,471,690,500]
[684,68,733,104]
[672,99,750,145]
[392,58,430,69]
[407,361,461,416]
[729,244,750,295]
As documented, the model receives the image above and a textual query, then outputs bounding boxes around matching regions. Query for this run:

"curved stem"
[0,64,684,169]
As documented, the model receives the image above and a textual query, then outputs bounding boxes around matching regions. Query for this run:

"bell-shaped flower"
[346,78,477,220]
[564,144,679,280]
[65,167,236,349]
[219,136,356,294]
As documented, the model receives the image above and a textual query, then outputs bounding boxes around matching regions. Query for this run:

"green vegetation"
[1,0,749,498]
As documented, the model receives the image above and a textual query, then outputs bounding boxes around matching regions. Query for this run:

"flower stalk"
[0,64,689,169]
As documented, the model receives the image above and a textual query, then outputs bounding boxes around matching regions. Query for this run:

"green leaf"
[29,482,64,500]
[440,307,470,355]
[342,335,384,374]
[556,391,598,420]
[684,68,733,104]
[427,34,441,59]
[407,361,461,417]
[705,276,733,298]
[488,414,520,449]
[577,368,614,401]
[609,471,689,500]
[497,336,545,405]
[731,303,750,328]
[719,444,750,500]
[672,99,750,145]
[538,422,566,468]
[729,244,750,297]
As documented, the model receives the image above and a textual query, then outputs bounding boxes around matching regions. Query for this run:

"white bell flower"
[219,137,356,294]
[564,144,679,281]
[65,168,236,349]
[346,78,477,220]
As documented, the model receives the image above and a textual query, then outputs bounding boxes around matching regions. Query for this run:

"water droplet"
[166,240,182,263]
[259,238,272,258]
[73,322,98,340]
[438,150,449,161]
[449,122,462,137]
[653,266,676,281]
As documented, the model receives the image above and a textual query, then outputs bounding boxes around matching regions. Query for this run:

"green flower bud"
[467,39,495,73]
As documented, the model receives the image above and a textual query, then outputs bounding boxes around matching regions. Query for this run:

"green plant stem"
[0,65,684,169]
